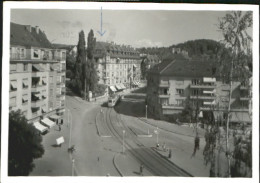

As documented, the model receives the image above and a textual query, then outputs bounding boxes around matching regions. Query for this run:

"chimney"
[25,25,31,32]
[35,26,39,34]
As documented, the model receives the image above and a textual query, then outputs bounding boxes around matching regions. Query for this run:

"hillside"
[137,39,224,61]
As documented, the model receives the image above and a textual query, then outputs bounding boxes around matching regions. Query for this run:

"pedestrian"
[140,164,144,176]
[58,124,61,131]
[163,142,166,152]
[61,119,63,125]
[98,157,100,162]
[168,149,172,159]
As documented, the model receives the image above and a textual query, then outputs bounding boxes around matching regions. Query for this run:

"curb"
[138,117,204,139]
[113,153,124,177]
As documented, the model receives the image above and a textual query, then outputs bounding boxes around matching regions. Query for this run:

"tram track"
[104,107,193,177]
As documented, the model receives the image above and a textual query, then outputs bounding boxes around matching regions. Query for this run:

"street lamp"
[154,127,159,145]
[72,158,75,176]
[122,130,125,154]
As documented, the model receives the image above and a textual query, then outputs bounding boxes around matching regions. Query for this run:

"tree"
[140,59,148,79]
[8,110,44,176]
[74,30,86,96]
[216,11,252,177]
[84,29,98,100]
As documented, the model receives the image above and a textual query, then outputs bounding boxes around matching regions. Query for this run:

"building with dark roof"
[94,41,141,92]
[9,22,66,130]
[146,54,251,126]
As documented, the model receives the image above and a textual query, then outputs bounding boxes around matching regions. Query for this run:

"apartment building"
[94,42,141,92]
[9,23,66,131]
[146,54,251,125]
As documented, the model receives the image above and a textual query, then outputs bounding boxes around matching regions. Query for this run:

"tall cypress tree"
[85,29,98,98]
[74,30,86,96]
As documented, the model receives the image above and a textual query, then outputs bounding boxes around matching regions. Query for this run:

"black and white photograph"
[1,2,259,183]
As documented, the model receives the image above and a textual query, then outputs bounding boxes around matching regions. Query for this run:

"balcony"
[162,104,185,110]
[31,85,45,92]
[158,94,170,98]
[190,95,216,100]
[240,85,249,90]
[31,99,42,108]
[159,81,169,88]
[10,53,26,60]
[190,84,216,89]
[240,97,250,101]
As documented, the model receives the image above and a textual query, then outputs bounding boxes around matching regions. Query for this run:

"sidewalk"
[30,123,72,176]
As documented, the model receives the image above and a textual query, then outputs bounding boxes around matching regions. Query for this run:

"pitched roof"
[94,41,140,59]
[10,22,53,49]
[149,54,217,78]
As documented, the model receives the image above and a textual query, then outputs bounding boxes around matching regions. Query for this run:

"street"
[65,90,228,176]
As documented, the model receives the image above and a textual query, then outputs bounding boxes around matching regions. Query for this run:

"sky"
[11,9,228,48]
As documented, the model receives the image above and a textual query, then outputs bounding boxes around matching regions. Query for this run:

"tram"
[108,94,121,107]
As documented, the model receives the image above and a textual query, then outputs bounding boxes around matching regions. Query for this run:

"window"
[33,49,40,59]
[10,64,17,72]
[22,78,28,89]
[176,99,184,106]
[10,80,17,91]
[192,89,199,96]
[22,94,28,104]
[10,97,16,107]
[20,48,26,58]
[176,89,184,95]
[23,64,28,71]
[192,79,200,85]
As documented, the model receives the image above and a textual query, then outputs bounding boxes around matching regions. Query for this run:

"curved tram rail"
[103,107,193,177]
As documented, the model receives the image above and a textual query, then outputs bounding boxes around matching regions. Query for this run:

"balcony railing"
[190,84,216,89]
[159,81,169,88]
[158,94,170,98]
[162,104,185,110]
[10,53,26,60]
[240,85,249,90]
[31,85,45,92]
[190,95,216,100]
[240,97,250,101]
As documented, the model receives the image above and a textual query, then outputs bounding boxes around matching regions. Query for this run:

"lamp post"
[122,130,125,154]
[68,109,72,149]
[146,105,149,135]
[154,127,159,145]
[146,105,147,119]
[72,158,75,176]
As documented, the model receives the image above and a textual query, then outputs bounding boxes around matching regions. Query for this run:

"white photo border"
[1,2,259,183]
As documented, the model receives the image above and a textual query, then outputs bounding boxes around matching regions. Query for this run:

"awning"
[115,85,122,90]
[109,86,117,92]
[203,101,216,105]
[57,109,65,113]
[50,114,61,120]
[32,92,41,99]
[23,80,28,87]
[42,78,47,84]
[203,89,216,94]
[42,106,47,113]
[22,95,28,102]
[120,83,126,89]
[133,64,137,68]
[33,122,48,133]
[41,118,55,128]
[10,81,17,89]
[32,64,43,72]
[230,112,251,123]
[203,77,216,83]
